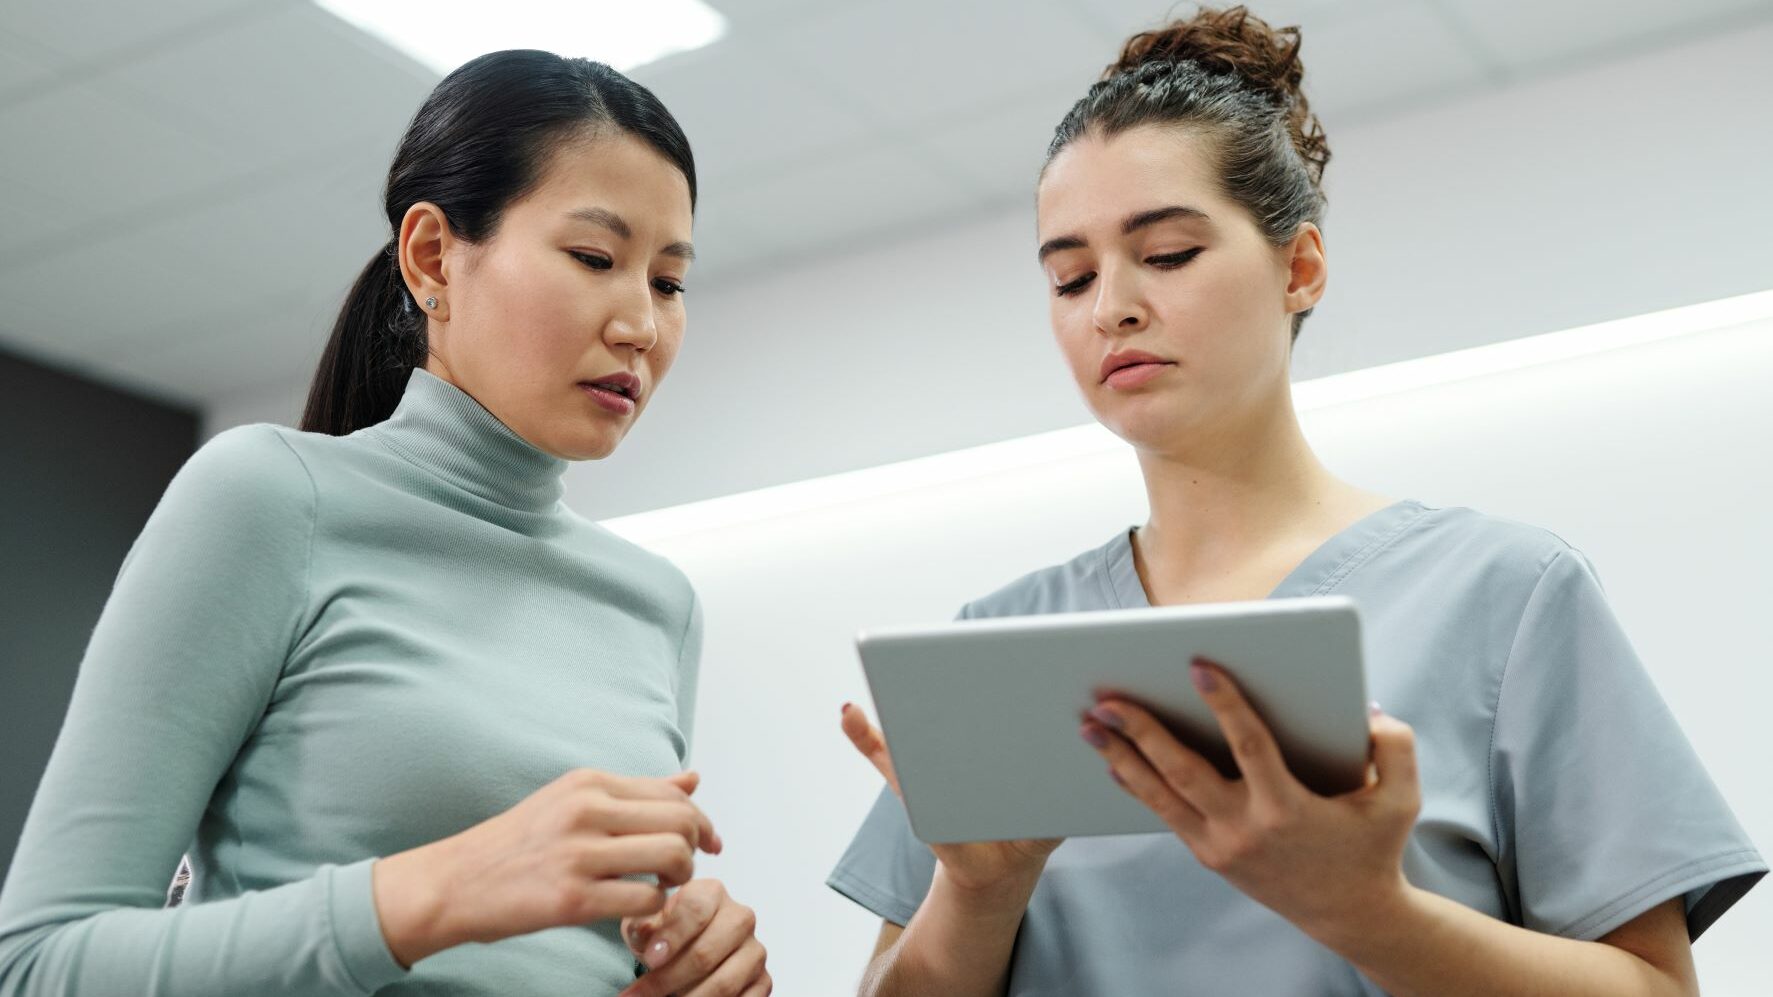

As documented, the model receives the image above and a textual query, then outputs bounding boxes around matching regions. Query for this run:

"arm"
[1330,890,1695,997]
[1081,661,1699,997]
[0,427,408,996]
[859,864,1040,997]
[839,705,1057,997]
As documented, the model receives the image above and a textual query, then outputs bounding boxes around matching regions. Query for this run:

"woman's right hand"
[371,768,721,969]
[841,703,1062,898]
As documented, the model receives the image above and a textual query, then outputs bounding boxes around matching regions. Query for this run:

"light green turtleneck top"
[0,367,702,995]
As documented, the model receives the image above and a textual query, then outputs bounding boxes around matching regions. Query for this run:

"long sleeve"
[0,425,408,996]
[674,591,703,761]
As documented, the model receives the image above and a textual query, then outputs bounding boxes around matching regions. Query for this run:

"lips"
[1098,350,1174,384]
[580,371,642,402]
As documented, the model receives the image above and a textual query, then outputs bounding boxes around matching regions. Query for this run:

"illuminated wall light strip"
[602,289,1773,545]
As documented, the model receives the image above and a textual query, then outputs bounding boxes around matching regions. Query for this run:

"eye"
[1055,272,1095,297]
[653,278,686,297]
[1147,248,1204,269]
[569,250,613,271]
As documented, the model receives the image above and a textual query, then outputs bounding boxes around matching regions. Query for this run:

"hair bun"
[1110,5,1327,183]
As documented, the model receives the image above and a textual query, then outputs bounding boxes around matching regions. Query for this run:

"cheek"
[1050,301,1097,385]
[480,259,596,358]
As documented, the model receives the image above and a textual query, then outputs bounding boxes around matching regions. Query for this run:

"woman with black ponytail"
[0,50,770,997]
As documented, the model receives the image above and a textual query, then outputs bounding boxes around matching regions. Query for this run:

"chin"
[1097,400,1201,453]
[540,426,621,462]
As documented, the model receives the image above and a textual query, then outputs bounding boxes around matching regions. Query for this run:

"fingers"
[590,799,712,849]
[1368,709,1420,814]
[622,913,661,956]
[840,703,900,795]
[1084,698,1237,818]
[1081,718,1206,838]
[565,770,722,855]
[1186,658,1299,799]
[578,832,697,888]
[636,880,724,971]
[575,880,671,922]
[621,888,764,997]
[680,938,768,997]
[574,769,696,802]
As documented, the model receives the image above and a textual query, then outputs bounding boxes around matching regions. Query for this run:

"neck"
[1133,387,1351,574]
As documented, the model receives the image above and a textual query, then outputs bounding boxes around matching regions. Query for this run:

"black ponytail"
[300,50,696,436]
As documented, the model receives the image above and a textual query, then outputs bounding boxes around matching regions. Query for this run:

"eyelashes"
[569,250,687,297]
[1054,247,1205,298]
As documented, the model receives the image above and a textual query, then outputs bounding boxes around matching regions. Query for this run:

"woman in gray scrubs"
[827,7,1763,996]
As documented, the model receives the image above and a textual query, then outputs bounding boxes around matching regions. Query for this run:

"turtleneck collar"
[369,367,568,514]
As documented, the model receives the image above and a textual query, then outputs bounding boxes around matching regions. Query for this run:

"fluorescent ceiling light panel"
[311,0,727,74]
[601,289,1773,545]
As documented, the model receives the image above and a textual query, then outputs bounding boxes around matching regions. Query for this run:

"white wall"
[607,301,1773,995]
[204,19,1773,520]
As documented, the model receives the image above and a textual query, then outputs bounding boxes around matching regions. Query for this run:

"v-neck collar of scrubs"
[1102,498,1430,610]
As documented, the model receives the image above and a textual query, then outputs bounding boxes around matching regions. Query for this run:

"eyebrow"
[1037,205,1211,263]
[566,207,696,262]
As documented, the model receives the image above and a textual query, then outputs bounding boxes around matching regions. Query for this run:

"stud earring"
[424,296,438,310]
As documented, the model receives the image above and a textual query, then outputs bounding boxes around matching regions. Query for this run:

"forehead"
[1036,125,1225,235]
[513,130,694,231]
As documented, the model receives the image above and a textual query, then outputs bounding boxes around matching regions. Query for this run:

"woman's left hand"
[618,878,770,997]
[1080,657,1421,947]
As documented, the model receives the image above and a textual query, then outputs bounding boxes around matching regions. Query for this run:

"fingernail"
[1369,700,1383,717]
[1080,724,1109,748]
[644,938,670,969]
[1109,767,1126,787]
[1191,663,1218,693]
[1086,705,1123,731]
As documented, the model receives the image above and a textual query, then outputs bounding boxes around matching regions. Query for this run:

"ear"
[397,201,455,321]
[1281,222,1327,317]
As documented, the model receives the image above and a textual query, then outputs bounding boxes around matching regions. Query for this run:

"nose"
[603,277,659,354]
[1091,263,1149,336]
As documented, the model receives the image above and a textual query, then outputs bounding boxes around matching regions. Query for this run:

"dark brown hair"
[1046,5,1329,340]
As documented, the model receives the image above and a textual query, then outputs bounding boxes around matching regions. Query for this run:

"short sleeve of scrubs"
[1491,547,1763,940]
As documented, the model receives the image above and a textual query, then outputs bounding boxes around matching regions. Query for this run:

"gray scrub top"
[828,500,1765,995]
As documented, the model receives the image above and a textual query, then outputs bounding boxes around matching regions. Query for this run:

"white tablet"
[855,596,1371,843]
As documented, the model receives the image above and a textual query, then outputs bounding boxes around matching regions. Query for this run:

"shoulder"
[566,511,700,610]
[1404,503,1592,586]
[165,424,317,524]
[959,531,1129,620]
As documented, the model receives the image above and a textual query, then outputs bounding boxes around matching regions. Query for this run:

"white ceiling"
[1,0,1768,411]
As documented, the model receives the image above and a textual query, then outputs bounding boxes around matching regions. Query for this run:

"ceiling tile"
[0,175,81,255]
[0,221,261,357]
[1070,0,1393,42]
[0,0,271,63]
[767,0,1107,129]
[0,79,253,245]
[1296,1,1492,123]
[714,140,986,266]
[920,85,1082,205]
[630,39,872,183]
[121,301,334,401]
[703,0,863,26]
[104,1,435,167]
[1435,0,1773,72]
[0,27,64,97]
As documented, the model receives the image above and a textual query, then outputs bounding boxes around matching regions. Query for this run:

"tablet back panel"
[857,597,1368,843]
